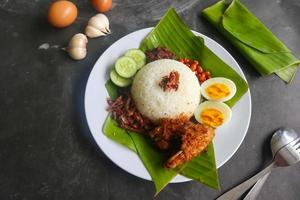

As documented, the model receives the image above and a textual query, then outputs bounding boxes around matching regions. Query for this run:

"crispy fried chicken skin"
[164,122,215,169]
[149,115,189,150]
[149,116,215,169]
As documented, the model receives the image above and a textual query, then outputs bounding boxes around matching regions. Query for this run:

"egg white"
[194,101,232,127]
[200,77,236,102]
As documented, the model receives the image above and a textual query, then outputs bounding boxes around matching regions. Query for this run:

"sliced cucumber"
[110,69,132,87]
[115,56,137,78]
[125,49,146,70]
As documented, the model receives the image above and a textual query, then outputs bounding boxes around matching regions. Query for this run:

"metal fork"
[217,137,300,200]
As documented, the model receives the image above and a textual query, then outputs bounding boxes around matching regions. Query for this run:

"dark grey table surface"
[1,0,300,199]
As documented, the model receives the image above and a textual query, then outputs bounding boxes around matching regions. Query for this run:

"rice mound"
[131,59,201,123]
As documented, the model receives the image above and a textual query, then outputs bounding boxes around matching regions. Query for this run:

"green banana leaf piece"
[104,81,178,193]
[104,81,219,192]
[103,116,137,153]
[202,0,300,83]
[128,131,179,195]
[140,8,248,106]
[102,7,252,193]
[103,115,179,194]
[180,143,220,190]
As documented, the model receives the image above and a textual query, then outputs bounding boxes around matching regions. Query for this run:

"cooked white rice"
[131,59,201,123]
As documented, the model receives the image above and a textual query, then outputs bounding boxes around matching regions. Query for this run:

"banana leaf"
[103,116,137,153]
[102,7,251,193]
[104,80,219,192]
[104,81,178,193]
[140,9,248,107]
[202,0,300,83]
[128,131,179,195]
[180,143,219,190]
[103,115,220,192]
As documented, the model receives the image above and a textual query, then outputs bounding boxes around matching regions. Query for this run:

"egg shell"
[47,1,78,28]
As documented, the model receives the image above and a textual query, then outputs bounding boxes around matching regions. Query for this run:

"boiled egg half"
[194,101,232,128]
[201,77,236,102]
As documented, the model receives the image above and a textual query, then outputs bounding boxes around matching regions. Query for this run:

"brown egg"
[90,0,112,13]
[47,1,78,28]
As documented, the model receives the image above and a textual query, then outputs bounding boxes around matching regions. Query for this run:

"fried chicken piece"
[164,122,215,169]
[148,115,215,169]
[148,115,190,150]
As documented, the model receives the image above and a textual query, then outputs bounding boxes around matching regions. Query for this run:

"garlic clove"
[90,15,108,30]
[68,47,87,60]
[68,34,88,48]
[101,27,111,34]
[71,33,87,41]
[85,13,110,38]
[67,33,88,60]
[85,25,107,38]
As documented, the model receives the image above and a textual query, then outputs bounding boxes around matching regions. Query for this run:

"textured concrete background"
[0,0,300,199]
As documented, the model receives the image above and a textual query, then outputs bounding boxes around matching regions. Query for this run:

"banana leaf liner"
[103,7,250,194]
[202,0,300,83]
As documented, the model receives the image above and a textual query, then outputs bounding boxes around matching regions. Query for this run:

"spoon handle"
[243,171,271,200]
[216,162,275,200]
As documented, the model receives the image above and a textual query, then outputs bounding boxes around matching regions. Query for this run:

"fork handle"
[243,171,271,200]
[216,162,275,200]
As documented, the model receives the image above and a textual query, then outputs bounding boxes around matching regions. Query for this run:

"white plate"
[85,28,252,183]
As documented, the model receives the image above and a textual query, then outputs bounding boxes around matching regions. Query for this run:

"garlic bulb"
[68,33,88,60]
[85,13,110,38]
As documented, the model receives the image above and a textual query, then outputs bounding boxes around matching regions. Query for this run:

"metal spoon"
[243,128,299,200]
[216,128,300,200]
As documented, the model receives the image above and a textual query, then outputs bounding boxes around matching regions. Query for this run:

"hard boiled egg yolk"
[200,108,224,128]
[205,84,230,100]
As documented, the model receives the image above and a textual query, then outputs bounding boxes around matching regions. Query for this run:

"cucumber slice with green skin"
[110,69,132,87]
[115,56,137,78]
[124,49,146,70]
